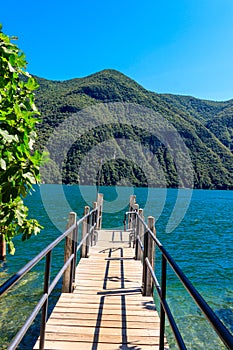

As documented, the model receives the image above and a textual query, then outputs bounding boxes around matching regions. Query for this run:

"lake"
[0,185,233,349]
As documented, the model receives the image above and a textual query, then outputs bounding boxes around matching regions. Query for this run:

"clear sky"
[1,0,233,101]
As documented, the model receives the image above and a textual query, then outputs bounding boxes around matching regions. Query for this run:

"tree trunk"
[0,233,6,261]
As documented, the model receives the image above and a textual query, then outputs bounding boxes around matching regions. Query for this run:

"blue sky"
[2,0,233,101]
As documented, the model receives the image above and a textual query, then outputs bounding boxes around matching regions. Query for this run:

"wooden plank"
[56,299,156,309]
[59,293,154,302]
[53,308,157,317]
[46,317,159,329]
[49,312,159,323]
[34,340,169,350]
[36,332,161,345]
[44,325,161,337]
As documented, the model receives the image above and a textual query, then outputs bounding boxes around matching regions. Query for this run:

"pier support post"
[81,206,90,258]
[62,212,77,293]
[142,216,155,296]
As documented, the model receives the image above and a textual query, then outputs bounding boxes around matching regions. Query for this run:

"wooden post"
[71,222,78,288]
[128,195,136,230]
[86,213,91,258]
[0,233,6,261]
[135,211,140,259]
[142,216,155,296]
[81,206,90,258]
[129,195,136,208]
[138,209,144,261]
[62,212,77,293]
[92,202,98,246]
[132,203,139,248]
[96,193,103,230]
[135,208,143,260]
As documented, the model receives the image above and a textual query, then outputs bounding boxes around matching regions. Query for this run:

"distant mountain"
[34,69,233,189]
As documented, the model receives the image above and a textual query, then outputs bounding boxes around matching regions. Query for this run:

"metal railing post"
[142,216,155,296]
[39,251,51,350]
[142,228,149,296]
[62,212,77,293]
[159,255,167,350]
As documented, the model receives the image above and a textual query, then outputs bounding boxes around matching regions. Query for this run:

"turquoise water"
[0,185,233,349]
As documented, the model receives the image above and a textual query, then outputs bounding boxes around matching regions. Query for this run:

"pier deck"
[34,230,169,349]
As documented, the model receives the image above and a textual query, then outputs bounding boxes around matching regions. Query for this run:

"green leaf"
[8,241,16,255]
[0,129,15,143]
[0,158,6,170]
[16,209,23,226]
[7,61,15,73]
[25,77,39,91]
[22,172,36,183]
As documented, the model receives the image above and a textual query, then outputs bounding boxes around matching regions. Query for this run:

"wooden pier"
[33,229,169,350]
[2,194,231,349]
[2,194,233,350]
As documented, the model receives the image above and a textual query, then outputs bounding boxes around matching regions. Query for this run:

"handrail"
[0,223,76,297]
[0,208,97,297]
[125,210,233,350]
[0,205,100,350]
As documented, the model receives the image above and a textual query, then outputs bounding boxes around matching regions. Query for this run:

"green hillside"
[34,69,233,189]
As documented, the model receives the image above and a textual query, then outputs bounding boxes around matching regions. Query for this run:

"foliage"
[0,26,42,254]
[34,69,233,190]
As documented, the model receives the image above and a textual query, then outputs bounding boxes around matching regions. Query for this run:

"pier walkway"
[34,229,169,350]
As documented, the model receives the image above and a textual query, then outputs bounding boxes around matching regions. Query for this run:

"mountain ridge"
[34,69,233,189]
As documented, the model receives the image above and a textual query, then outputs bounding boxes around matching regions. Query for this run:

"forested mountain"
[34,69,233,189]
